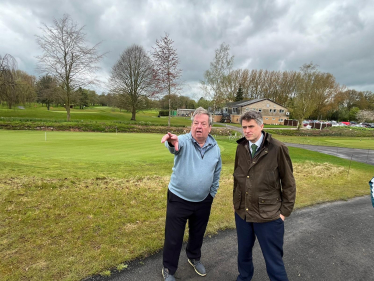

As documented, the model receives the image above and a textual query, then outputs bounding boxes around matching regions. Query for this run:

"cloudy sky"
[1,0,373,100]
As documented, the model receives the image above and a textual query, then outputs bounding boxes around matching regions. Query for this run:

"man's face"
[191,114,211,143]
[242,119,264,143]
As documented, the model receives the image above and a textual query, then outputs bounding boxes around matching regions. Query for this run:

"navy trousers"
[163,190,213,275]
[235,212,288,281]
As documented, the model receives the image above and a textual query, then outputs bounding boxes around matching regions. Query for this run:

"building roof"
[226,98,286,108]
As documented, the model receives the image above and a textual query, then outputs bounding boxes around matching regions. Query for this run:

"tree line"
[201,43,374,125]
[1,14,374,124]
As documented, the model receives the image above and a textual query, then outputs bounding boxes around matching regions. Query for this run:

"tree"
[36,74,59,110]
[357,110,374,123]
[110,44,156,120]
[15,70,37,105]
[235,85,244,101]
[290,63,326,129]
[196,97,212,109]
[76,87,89,109]
[0,54,17,108]
[36,14,105,121]
[201,43,234,110]
[152,33,182,126]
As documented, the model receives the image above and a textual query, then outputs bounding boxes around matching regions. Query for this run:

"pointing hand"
[161,132,179,151]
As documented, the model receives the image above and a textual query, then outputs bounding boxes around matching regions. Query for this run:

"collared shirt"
[249,132,264,156]
[192,136,212,158]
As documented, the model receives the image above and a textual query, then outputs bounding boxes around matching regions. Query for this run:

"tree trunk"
[297,119,302,130]
[131,106,136,120]
[168,97,171,127]
[66,105,71,121]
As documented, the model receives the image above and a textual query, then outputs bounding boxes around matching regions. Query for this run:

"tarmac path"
[90,128,374,281]
[284,143,373,166]
[96,196,373,281]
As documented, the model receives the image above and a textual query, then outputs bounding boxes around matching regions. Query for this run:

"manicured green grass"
[0,130,372,280]
[272,134,374,149]
[0,104,193,126]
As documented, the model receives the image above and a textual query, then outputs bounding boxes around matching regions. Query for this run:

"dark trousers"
[235,212,288,281]
[163,190,213,275]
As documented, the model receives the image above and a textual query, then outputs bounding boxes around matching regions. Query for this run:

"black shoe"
[162,268,176,281]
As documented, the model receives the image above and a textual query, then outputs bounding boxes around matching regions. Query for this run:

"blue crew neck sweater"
[165,132,222,202]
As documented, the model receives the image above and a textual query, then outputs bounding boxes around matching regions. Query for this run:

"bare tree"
[152,33,182,127]
[110,44,156,120]
[201,43,234,111]
[36,14,105,121]
[0,54,18,108]
[290,63,319,129]
[289,62,340,129]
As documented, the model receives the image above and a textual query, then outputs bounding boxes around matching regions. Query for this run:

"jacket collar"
[236,131,271,148]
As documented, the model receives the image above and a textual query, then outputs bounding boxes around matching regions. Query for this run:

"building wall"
[230,100,289,125]
[177,109,195,117]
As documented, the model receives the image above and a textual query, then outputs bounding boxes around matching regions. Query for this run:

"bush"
[158,110,169,116]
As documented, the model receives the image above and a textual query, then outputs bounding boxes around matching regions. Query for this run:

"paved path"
[285,143,373,166]
[95,196,373,281]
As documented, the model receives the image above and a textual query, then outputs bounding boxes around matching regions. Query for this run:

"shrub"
[158,110,169,116]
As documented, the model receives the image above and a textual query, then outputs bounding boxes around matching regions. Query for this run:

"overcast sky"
[1,0,373,100]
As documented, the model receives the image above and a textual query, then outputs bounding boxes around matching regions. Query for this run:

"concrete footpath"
[99,196,373,281]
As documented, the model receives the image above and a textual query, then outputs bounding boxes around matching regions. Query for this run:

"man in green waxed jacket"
[233,110,296,281]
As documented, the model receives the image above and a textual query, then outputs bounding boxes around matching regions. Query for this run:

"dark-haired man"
[233,110,296,281]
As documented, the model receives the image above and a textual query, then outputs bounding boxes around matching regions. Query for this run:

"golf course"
[0,105,373,281]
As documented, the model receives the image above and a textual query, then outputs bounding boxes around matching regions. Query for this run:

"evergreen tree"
[235,85,244,101]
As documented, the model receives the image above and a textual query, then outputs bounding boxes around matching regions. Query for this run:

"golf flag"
[370,176,374,208]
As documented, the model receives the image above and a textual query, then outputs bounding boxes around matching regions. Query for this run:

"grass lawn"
[0,130,373,281]
[272,134,374,150]
[0,104,193,126]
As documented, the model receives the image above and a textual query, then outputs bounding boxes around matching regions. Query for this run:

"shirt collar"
[192,134,211,148]
[249,132,264,149]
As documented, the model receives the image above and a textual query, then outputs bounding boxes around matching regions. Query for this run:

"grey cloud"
[0,0,373,95]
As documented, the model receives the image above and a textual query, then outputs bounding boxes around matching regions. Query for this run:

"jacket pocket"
[233,187,242,210]
[258,196,282,219]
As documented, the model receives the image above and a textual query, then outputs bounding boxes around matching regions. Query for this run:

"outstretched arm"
[161,132,179,151]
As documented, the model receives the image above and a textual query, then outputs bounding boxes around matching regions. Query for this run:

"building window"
[265,117,269,120]
[267,104,270,107]
[258,109,262,112]
[245,107,249,112]
[223,107,228,113]
[279,109,284,113]
[272,118,275,120]
[232,107,238,114]
[269,109,272,112]
[279,119,283,121]
[273,109,277,113]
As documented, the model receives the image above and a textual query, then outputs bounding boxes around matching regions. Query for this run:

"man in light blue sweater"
[160,107,222,281]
